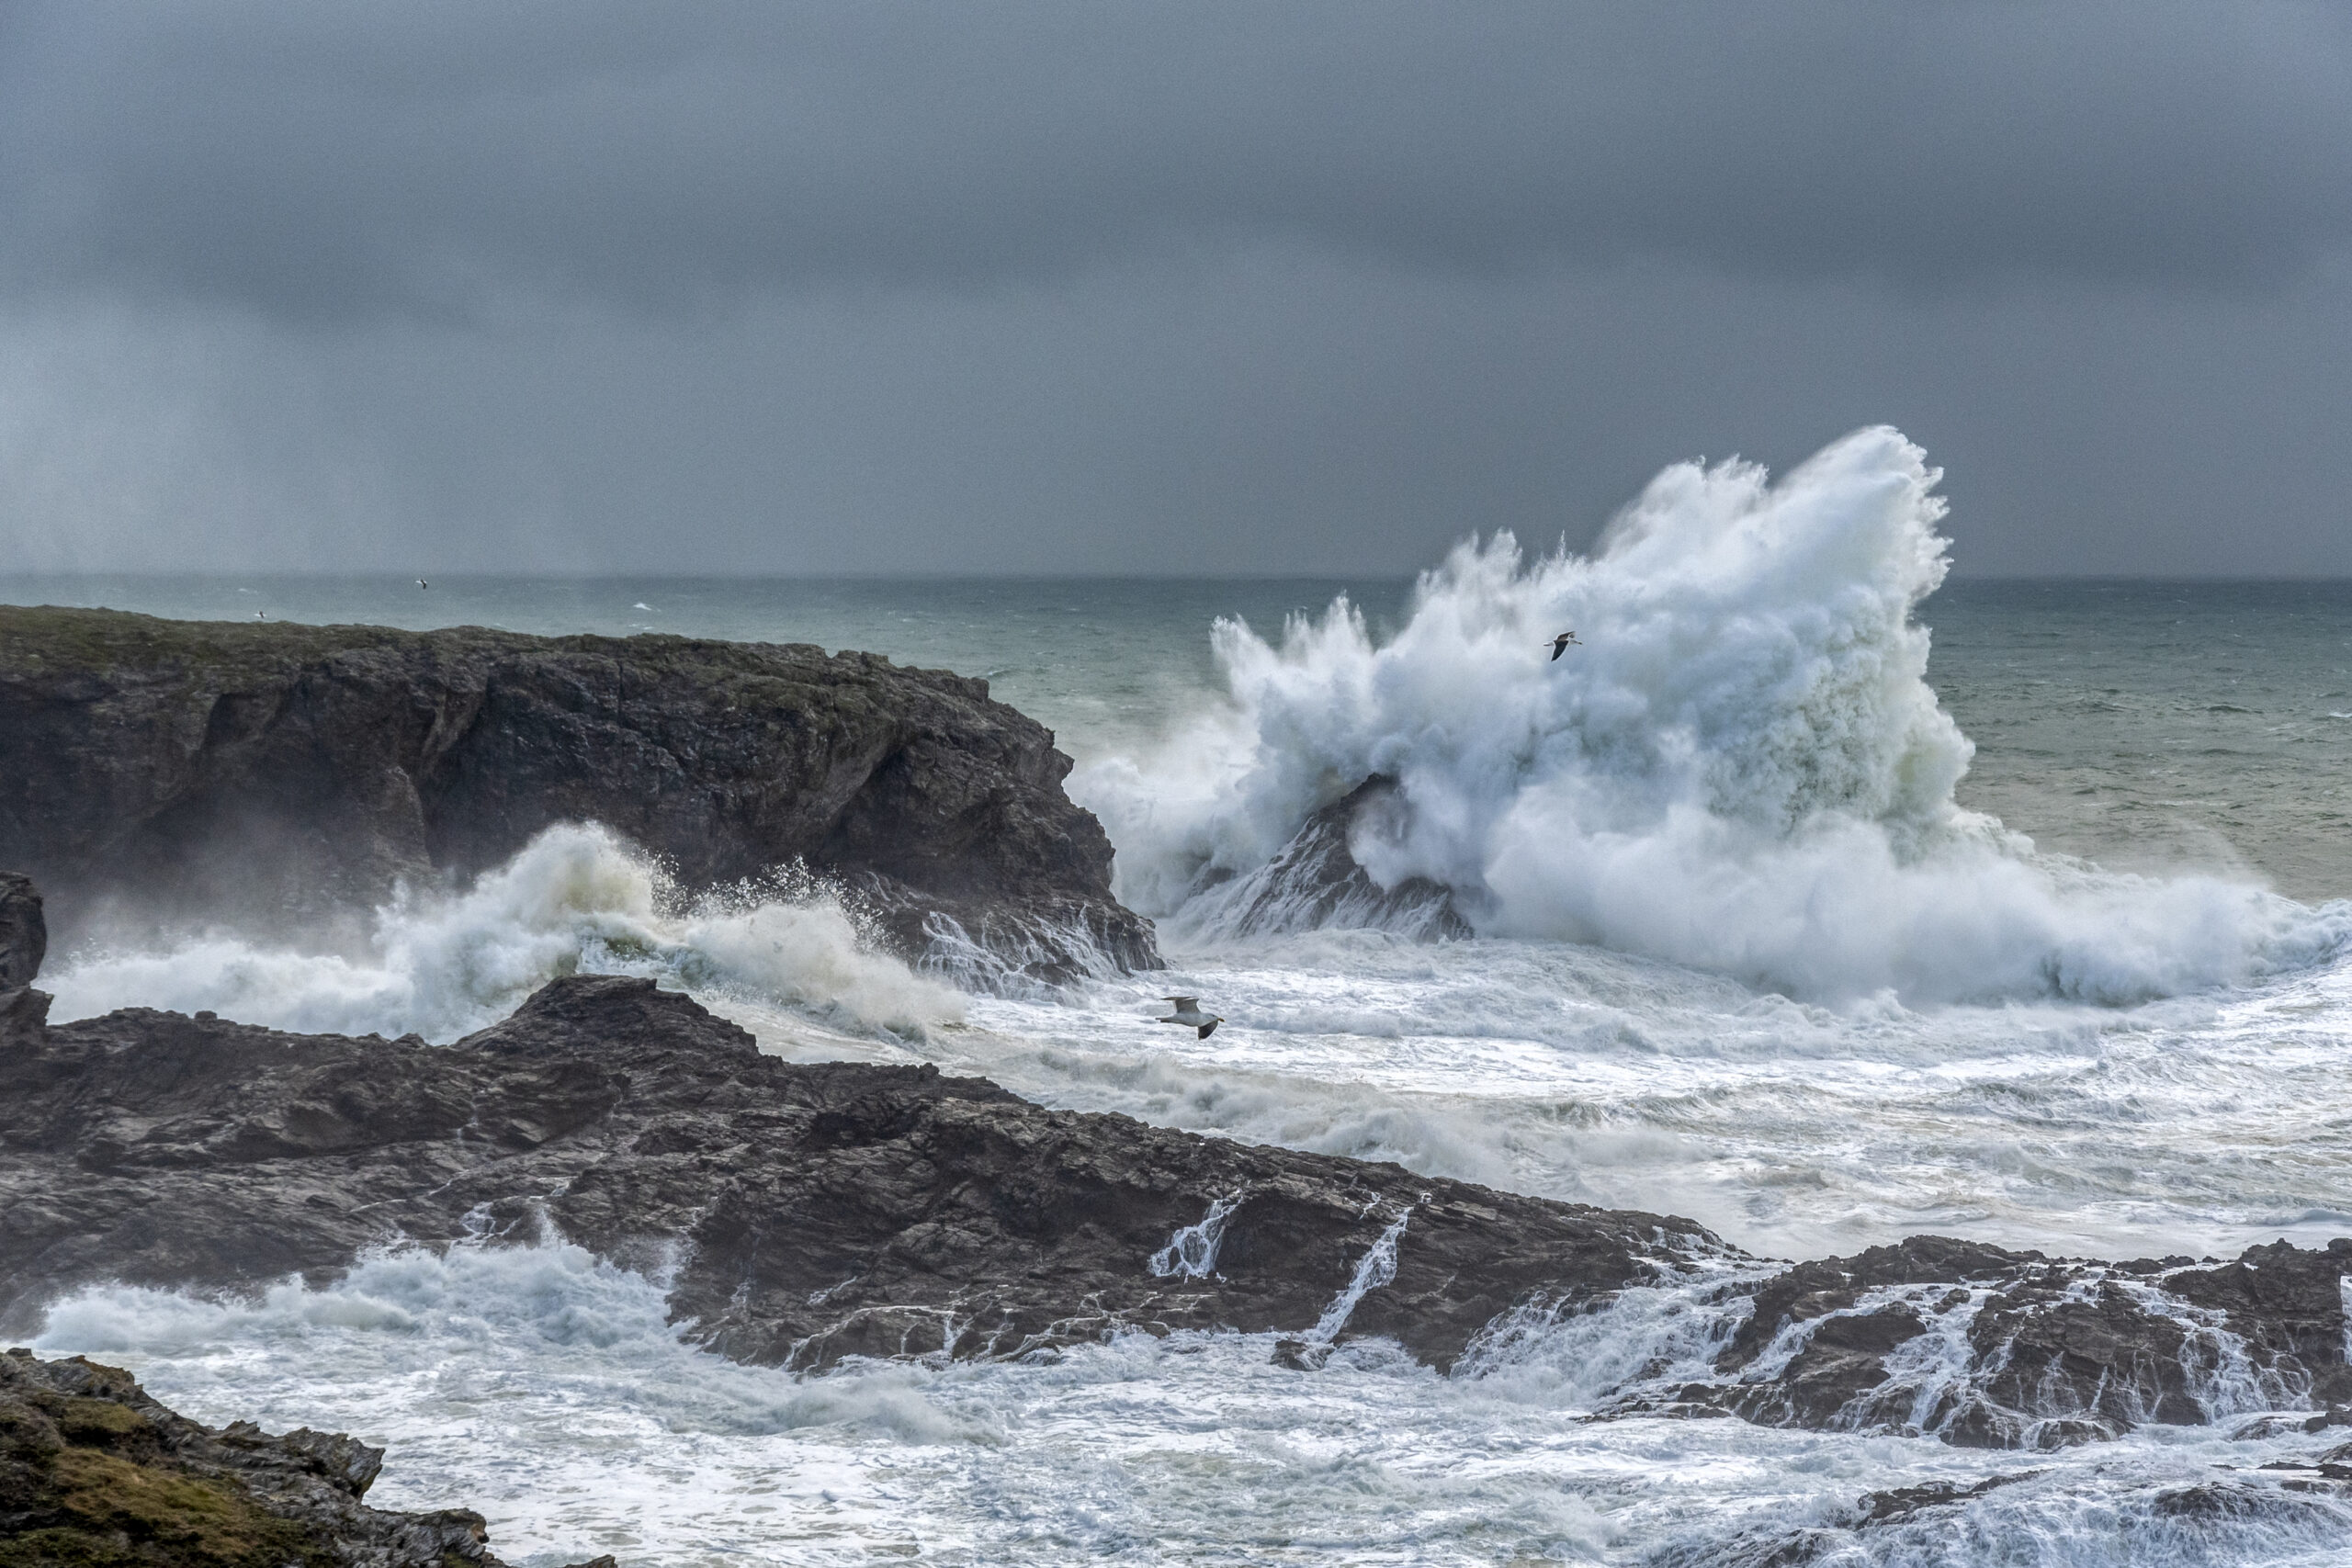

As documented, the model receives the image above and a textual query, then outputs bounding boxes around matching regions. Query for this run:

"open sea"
[10,435,2352,1565]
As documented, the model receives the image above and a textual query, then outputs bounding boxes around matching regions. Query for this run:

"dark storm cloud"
[5,2,2351,321]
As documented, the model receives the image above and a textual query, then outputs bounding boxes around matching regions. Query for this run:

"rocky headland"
[0,607,1155,982]
[0,1348,594,1568]
[5,882,2350,1463]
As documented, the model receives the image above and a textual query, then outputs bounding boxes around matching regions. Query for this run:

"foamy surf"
[34,1230,2352,1568]
[43,822,965,1043]
[1077,427,2352,1005]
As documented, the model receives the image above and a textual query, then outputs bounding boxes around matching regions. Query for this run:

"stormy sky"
[4,2,2349,577]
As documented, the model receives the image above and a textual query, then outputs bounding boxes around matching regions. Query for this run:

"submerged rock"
[0,606,1154,982]
[0,1348,567,1568]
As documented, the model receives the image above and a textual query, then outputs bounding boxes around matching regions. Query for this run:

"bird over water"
[1158,997,1224,1038]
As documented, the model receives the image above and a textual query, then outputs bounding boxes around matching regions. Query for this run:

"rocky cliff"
[0,606,1154,981]
[4,894,2348,1453]
[0,1349,590,1568]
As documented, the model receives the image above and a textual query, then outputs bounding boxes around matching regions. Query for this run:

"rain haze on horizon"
[2,2,2351,579]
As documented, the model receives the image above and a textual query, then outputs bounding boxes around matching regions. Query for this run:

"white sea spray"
[44,821,965,1042]
[1077,427,2352,1005]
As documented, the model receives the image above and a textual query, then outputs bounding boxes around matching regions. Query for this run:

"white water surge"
[1079,427,2349,1005]
[45,822,964,1043]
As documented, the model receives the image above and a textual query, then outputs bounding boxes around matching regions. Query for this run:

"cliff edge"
[0,607,1155,981]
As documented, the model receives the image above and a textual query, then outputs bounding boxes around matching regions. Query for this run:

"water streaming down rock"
[1177,776,1472,941]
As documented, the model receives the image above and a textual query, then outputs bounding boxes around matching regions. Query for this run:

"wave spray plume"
[1079,427,2347,1004]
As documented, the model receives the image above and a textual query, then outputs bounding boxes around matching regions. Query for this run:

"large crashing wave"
[1078,427,2348,1005]
[46,822,965,1042]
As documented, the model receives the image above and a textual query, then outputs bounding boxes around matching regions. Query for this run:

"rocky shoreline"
[6,876,2351,1465]
[0,1347,597,1568]
[0,607,1155,982]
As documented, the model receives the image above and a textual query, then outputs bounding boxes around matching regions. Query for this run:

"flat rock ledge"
[0,1348,596,1568]
[0,606,1156,983]
[4,953,2348,1455]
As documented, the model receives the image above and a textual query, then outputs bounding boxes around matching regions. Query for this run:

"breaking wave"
[1077,427,2351,1004]
[44,822,965,1042]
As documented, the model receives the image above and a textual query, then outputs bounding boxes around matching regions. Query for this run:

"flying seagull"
[1158,996,1224,1039]
[417,578,430,590]
[1547,631,1580,660]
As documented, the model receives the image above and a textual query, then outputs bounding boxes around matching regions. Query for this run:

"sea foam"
[45,822,965,1042]
[1078,427,2352,1004]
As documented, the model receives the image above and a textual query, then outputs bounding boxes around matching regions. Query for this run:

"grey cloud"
[5,2,2351,321]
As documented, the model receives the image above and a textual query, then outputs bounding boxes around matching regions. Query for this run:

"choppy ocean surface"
[11,433,2352,1564]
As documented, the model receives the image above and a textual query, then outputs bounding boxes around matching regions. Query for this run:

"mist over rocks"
[0,1347,582,1568]
[0,605,1155,983]
[4,931,2350,1454]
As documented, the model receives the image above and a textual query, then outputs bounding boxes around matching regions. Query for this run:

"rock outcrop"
[2,876,2346,1452]
[0,606,1154,981]
[0,875,41,993]
[0,1348,575,1568]
[1185,775,1472,940]
[0,970,1707,1373]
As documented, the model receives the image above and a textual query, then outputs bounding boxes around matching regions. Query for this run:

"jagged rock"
[4,916,2347,1448]
[0,607,1154,981]
[0,874,49,1051]
[1190,775,1472,940]
[0,875,41,993]
[1682,1234,2352,1450]
[0,1347,551,1567]
[0,971,1711,1370]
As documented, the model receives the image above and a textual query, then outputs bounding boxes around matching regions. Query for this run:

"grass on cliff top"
[0,604,872,683]
[0,1372,335,1568]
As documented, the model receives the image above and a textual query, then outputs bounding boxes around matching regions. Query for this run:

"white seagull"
[417,578,430,590]
[1546,630,1580,660]
[1158,996,1224,1039]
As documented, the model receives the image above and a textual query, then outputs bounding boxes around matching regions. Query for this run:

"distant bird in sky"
[1547,631,1580,660]
[417,578,429,590]
[1158,996,1224,1039]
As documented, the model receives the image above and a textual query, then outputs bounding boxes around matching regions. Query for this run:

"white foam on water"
[1076,427,2352,1006]
[43,822,964,1043]
[32,1232,2352,1568]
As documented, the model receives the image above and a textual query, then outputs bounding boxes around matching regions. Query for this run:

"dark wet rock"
[1670,1230,2352,1450]
[0,606,1154,981]
[0,875,41,993]
[1717,1235,2037,1371]
[6,927,2350,1449]
[1193,775,1472,941]
[0,972,1711,1371]
[0,874,50,1052]
[1857,1472,2040,1525]
[0,1347,550,1567]
[2169,1240,2352,1406]
[1724,1303,1927,1428]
